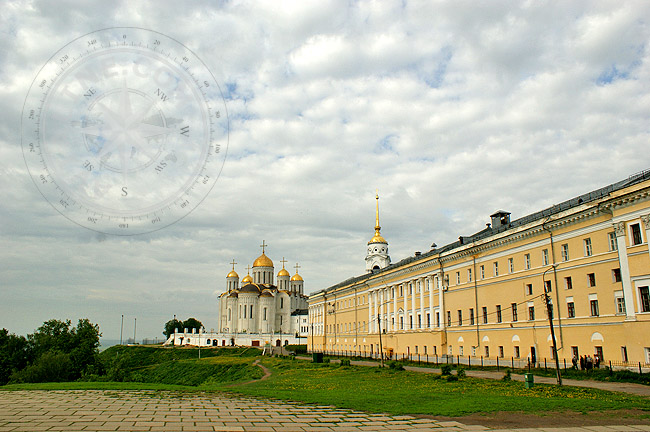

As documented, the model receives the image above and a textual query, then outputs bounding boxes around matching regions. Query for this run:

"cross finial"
[280,257,288,269]
[230,259,237,271]
[260,240,267,254]
[294,262,301,274]
[246,265,251,274]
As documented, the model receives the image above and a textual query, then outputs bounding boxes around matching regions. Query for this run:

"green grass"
[99,345,259,369]
[227,359,650,417]
[0,381,197,391]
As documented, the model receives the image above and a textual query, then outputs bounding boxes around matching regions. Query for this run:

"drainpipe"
[541,216,563,349]
[472,255,480,354]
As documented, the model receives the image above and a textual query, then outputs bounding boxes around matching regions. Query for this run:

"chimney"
[490,210,511,229]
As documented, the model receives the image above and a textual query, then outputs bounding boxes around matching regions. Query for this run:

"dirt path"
[227,359,272,387]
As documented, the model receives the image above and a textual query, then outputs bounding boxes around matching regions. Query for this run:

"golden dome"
[227,270,239,278]
[290,273,303,282]
[253,253,273,268]
[241,274,253,283]
[368,231,387,244]
[278,268,290,277]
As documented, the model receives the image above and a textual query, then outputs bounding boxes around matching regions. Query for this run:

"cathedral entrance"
[276,339,281,347]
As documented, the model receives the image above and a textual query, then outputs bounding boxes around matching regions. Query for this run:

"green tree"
[163,319,184,338]
[0,329,28,385]
[182,318,203,332]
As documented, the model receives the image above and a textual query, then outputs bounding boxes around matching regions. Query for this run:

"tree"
[182,318,203,332]
[163,319,184,338]
[0,329,28,385]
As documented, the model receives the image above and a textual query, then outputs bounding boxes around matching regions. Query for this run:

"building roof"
[314,168,650,296]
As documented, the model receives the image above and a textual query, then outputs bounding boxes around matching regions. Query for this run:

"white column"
[367,290,373,333]
[393,286,398,331]
[411,281,416,329]
[403,283,408,330]
[614,222,636,320]
[428,276,434,328]
[379,289,384,332]
[438,275,445,330]
[419,278,425,329]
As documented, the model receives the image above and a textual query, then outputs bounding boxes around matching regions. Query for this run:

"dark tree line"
[0,318,101,385]
[163,318,203,339]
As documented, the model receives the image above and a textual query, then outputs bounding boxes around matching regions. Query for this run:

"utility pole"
[133,318,137,344]
[120,314,124,345]
[377,313,384,368]
[544,280,562,386]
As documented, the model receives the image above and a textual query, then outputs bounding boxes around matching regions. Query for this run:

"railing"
[308,350,650,373]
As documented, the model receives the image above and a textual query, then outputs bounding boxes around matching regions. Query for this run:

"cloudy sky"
[1,1,649,342]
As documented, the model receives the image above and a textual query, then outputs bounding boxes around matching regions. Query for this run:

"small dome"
[227,270,239,278]
[277,268,290,277]
[368,230,387,244]
[260,289,274,297]
[239,283,261,294]
[241,274,253,284]
[290,273,303,282]
[253,253,273,268]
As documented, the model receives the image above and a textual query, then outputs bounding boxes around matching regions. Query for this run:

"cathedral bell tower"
[365,192,391,272]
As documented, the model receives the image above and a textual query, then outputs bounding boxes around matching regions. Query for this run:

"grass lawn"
[226,358,650,417]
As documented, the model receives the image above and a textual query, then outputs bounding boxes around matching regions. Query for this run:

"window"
[528,306,535,321]
[524,253,531,269]
[399,286,403,297]
[482,306,488,324]
[280,298,284,308]
[400,316,404,330]
[409,316,413,329]
[508,258,514,273]
[480,265,485,279]
[456,272,460,284]
[616,297,626,314]
[243,305,247,318]
[621,346,628,362]
[565,276,573,290]
[542,249,549,266]
[608,232,617,251]
[640,287,650,313]
[526,284,533,295]
[426,313,431,327]
[514,346,520,358]
[567,302,575,318]
[590,299,600,317]
[457,310,463,326]
[459,346,464,356]
[468,268,472,282]
[595,346,604,361]
[544,280,552,293]
[436,312,440,327]
[469,308,474,325]
[496,305,502,323]
[584,238,592,257]
[511,303,518,322]
[571,346,579,359]
[612,268,622,283]
[485,346,490,357]
[631,223,643,245]
[494,262,499,276]
[250,305,253,318]
[587,273,596,287]
[418,314,422,328]
[447,311,451,326]
[499,346,504,358]
[561,244,569,261]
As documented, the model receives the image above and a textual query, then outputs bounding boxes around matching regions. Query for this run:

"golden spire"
[368,190,387,244]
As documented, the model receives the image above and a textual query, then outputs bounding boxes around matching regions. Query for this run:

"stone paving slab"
[0,390,646,432]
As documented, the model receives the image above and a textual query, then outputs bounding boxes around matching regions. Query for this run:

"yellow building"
[308,171,650,366]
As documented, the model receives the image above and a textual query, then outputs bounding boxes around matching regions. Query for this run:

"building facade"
[308,171,650,366]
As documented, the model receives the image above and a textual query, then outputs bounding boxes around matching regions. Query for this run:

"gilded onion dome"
[278,268,290,277]
[290,273,303,282]
[227,270,239,278]
[253,252,273,268]
[241,273,253,284]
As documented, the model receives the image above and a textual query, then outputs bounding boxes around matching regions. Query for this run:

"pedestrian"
[594,354,601,369]
[586,355,593,370]
[580,355,585,370]
[572,355,578,370]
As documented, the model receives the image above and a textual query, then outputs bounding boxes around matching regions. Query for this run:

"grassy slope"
[228,359,650,417]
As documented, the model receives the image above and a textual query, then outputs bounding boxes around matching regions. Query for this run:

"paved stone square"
[0,390,649,432]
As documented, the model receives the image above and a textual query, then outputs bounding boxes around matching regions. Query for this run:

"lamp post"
[377,313,384,368]
[543,267,562,386]
[120,314,124,345]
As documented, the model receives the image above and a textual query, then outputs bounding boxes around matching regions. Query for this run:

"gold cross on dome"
[230,259,237,271]
[294,262,301,273]
[260,240,267,254]
[280,257,288,268]
[246,265,251,274]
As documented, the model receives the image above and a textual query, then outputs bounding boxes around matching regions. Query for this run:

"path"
[228,359,272,387]
[299,357,650,397]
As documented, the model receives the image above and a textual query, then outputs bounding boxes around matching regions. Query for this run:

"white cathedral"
[167,241,309,348]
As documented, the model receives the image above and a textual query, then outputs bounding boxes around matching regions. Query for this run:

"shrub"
[389,361,404,371]
[456,366,466,378]
[323,358,330,364]
[502,368,512,381]
[340,359,351,367]
[440,364,452,376]
[285,345,307,354]
[446,374,458,382]
[10,350,73,383]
